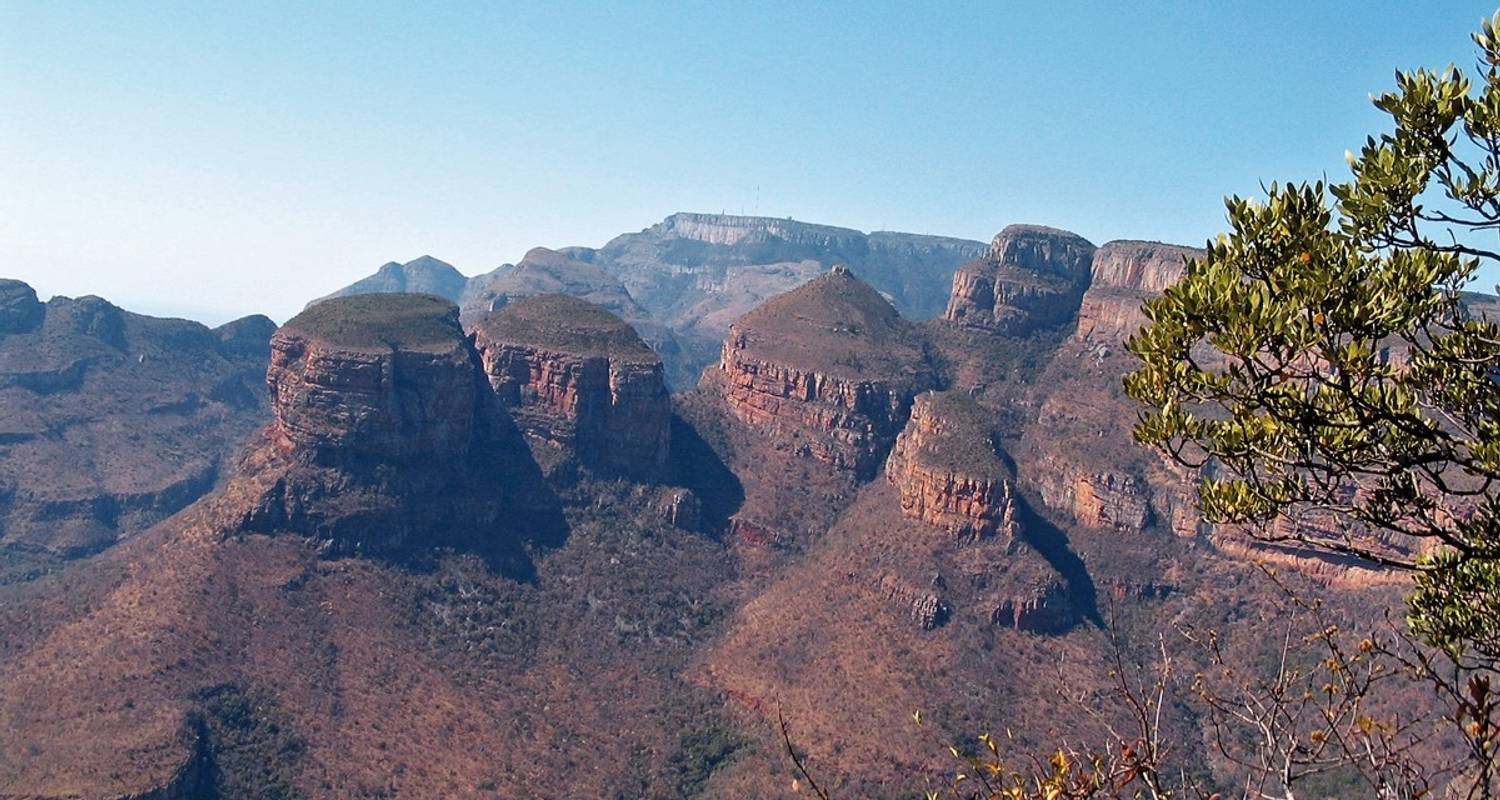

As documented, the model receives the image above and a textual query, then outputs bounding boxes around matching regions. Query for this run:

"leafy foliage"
[1125,12,1500,664]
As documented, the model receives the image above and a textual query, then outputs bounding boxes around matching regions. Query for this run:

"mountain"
[0,279,273,565]
[0,230,1464,798]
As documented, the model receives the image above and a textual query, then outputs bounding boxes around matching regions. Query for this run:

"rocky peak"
[470,294,670,478]
[707,269,935,478]
[213,314,277,359]
[0,279,43,334]
[885,391,1019,540]
[945,224,1097,333]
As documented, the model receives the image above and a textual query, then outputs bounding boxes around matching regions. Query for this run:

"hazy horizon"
[4,1,1497,324]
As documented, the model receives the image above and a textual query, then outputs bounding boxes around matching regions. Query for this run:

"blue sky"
[2,1,1495,323]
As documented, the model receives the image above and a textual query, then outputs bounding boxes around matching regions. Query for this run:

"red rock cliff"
[246,294,515,552]
[885,391,1018,540]
[471,294,670,478]
[1073,240,1204,343]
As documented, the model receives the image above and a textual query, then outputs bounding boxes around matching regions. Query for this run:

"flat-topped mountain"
[471,294,671,478]
[0,280,273,559]
[243,293,526,554]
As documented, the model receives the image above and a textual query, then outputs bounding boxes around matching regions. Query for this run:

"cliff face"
[707,268,936,478]
[471,294,671,478]
[0,283,272,557]
[1074,241,1203,343]
[944,225,1097,333]
[243,293,513,553]
[885,391,1018,540]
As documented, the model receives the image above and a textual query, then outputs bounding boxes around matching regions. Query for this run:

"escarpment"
[944,224,1097,333]
[885,391,1018,540]
[471,293,671,478]
[1074,241,1204,343]
[0,283,272,556]
[242,293,518,552]
[706,267,936,478]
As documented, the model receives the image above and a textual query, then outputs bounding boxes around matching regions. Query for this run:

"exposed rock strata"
[243,293,516,552]
[1074,241,1204,343]
[885,391,1018,540]
[707,268,935,478]
[471,294,671,478]
[944,225,1097,333]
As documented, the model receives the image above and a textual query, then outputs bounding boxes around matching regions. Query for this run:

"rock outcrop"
[944,225,1097,333]
[471,294,671,478]
[885,391,1019,540]
[243,293,515,552]
[0,278,44,334]
[988,577,1075,633]
[706,267,936,478]
[1074,240,1203,343]
[0,285,272,556]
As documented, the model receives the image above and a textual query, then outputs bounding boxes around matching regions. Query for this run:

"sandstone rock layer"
[885,391,1018,540]
[472,293,670,478]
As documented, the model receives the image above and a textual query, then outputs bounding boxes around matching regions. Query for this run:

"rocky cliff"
[706,267,936,478]
[944,224,1097,333]
[471,294,671,478]
[241,293,517,552]
[1074,240,1203,343]
[885,391,1019,540]
[0,281,272,557]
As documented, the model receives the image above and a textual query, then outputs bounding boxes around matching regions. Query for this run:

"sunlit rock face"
[885,391,1019,541]
[471,293,671,478]
[1074,240,1203,343]
[944,224,1097,333]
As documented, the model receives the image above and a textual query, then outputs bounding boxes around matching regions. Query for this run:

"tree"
[1125,12,1500,668]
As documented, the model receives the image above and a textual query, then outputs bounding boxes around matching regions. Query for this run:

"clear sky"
[2,1,1496,324]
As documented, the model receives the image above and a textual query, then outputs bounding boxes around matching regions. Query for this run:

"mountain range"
[0,213,1474,798]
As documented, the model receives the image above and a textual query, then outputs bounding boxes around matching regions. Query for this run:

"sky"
[2,1,1497,325]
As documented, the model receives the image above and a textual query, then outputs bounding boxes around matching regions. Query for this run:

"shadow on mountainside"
[1013,493,1103,627]
[667,412,744,539]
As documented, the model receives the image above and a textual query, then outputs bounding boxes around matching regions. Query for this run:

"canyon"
[0,212,1438,799]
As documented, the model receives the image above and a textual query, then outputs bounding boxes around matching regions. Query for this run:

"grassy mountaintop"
[911,390,1009,480]
[472,293,658,361]
[279,293,464,352]
[732,268,928,381]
